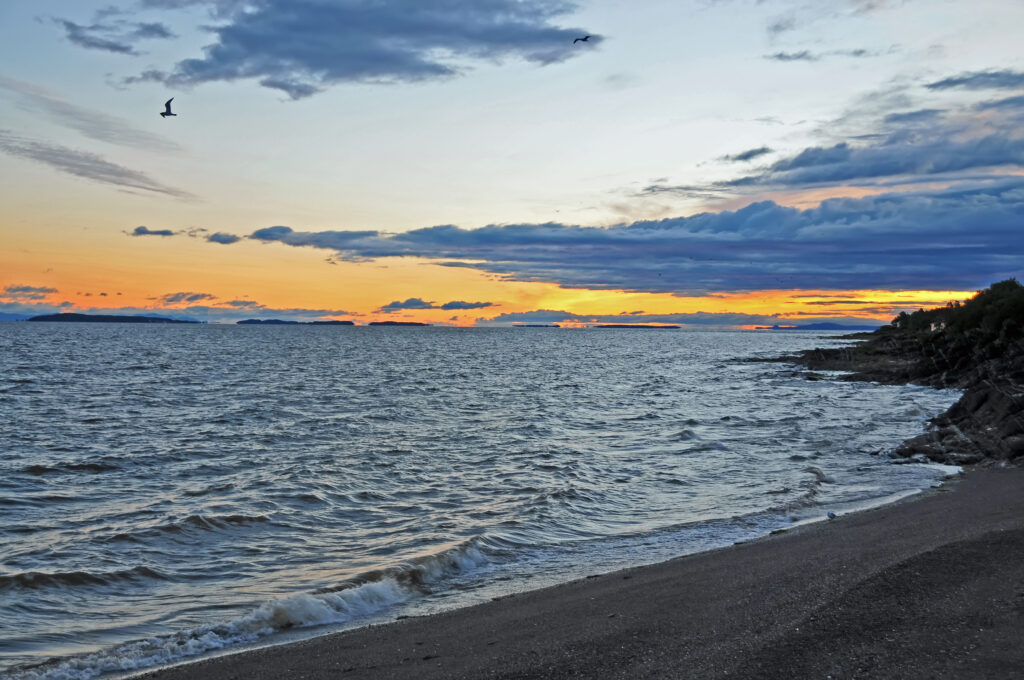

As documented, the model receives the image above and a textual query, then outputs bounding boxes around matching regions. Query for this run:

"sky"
[1,0,1022,326]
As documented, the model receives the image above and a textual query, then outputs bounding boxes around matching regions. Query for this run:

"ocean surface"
[0,324,959,679]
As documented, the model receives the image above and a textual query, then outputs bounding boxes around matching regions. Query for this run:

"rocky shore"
[777,279,1024,465]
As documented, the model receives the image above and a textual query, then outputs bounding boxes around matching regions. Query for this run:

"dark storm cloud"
[0,131,192,198]
[132,226,176,236]
[235,180,1024,294]
[926,69,1024,91]
[721,146,773,162]
[207,232,242,244]
[125,0,600,99]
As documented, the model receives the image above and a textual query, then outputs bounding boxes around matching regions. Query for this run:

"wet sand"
[139,466,1024,679]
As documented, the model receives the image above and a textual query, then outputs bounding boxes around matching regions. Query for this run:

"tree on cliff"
[890,278,1023,349]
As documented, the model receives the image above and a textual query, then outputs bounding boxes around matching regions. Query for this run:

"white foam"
[10,546,490,680]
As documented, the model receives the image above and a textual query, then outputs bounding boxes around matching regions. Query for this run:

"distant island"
[368,321,430,326]
[514,324,561,328]
[27,313,197,324]
[237,319,354,325]
[593,324,681,329]
[753,322,882,331]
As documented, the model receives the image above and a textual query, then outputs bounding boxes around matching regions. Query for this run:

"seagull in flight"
[573,35,591,44]
[160,98,177,118]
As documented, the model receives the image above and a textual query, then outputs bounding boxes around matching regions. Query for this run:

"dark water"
[0,324,958,679]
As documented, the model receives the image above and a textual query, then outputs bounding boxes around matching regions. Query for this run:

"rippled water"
[0,324,958,678]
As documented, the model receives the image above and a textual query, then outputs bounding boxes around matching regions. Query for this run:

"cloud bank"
[124,0,600,99]
[227,178,1024,294]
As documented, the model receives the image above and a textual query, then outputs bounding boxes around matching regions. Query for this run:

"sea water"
[0,324,959,679]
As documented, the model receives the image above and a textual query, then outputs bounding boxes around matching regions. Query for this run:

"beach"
[138,465,1024,679]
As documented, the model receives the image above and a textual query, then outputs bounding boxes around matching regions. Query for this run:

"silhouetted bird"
[573,35,591,44]
[160,98,177,118]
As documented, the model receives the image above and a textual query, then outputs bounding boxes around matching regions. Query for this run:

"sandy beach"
[138,465,1024,680]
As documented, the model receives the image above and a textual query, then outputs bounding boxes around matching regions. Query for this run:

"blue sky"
[1,0,1022,324]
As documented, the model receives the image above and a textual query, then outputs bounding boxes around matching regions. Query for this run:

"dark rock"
[766,279,1024,467]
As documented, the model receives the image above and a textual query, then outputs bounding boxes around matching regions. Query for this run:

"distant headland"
[593,324,681,329]
[752,322,882,331]
[368,321,430,326]
[27,313,198,324]
[237,319,354,325]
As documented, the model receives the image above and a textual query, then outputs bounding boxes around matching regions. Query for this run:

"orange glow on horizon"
[1,221,976,326]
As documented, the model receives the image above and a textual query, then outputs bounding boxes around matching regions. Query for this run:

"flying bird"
[160,98,177,118]
[573,35,591,44]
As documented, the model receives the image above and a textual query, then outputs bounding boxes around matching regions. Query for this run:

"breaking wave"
[6,540,491,680]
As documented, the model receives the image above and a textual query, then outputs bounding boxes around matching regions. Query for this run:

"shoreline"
[135,465,1024,679]
[132,313,1023,679]
[37,307,1018,679]
[130,320,1024,680]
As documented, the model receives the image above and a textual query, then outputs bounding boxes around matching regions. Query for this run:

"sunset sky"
[1,0,1022,325]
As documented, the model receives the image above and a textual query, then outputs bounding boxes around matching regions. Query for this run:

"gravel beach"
[138,466,1024,680]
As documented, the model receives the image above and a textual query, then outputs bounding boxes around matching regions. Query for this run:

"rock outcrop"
[775,279,1024,466]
